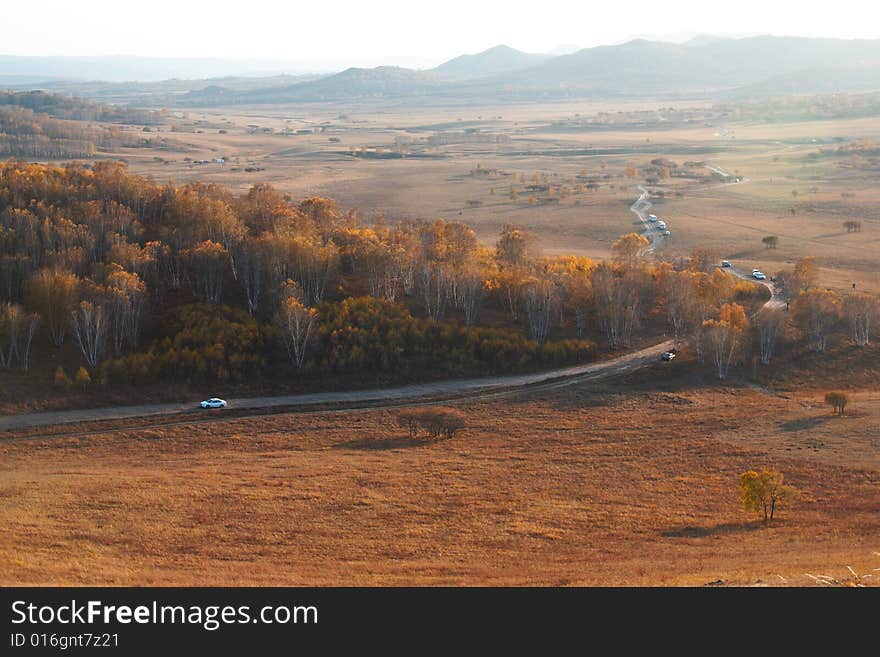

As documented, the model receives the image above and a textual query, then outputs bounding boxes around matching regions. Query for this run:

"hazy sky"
[4,0,879,69]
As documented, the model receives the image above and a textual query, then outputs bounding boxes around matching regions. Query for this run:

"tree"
[496,223,539,267]
[0,303,39,370]
[762,235,778,249]
[275,281,319,368]
[661,269,700,343]
[611,232,650,266]
[591,264,643,349]
[792,256,819,293]
[74,366,91,389]
[824,391,849,415]
[53,365,72,389]
[397,407,466,439]
[842,293,878,347]
[521,277,556,344]
[25,269,78,346]
[183,240,228,305]
[755,307,785,365]
[843,220,862,233]
[793,289,839,352]
[701,303,749,380]
[106,265,146,354]
[70,300,108,367]
[740,469,798,523]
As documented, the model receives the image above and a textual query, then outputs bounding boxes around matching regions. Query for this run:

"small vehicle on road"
[661,351,677,361]
[662,230,671,236]
[721,260,731,268]
[753,271,766,280]
[200,398,227,409]
[647,214,659,222]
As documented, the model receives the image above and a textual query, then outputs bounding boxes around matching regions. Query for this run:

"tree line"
[0,160,871,389]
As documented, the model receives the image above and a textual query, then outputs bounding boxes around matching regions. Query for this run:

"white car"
[753,272,766,280]
[662,230,671,236]
[200,398,227,409]
[647,214,659,222]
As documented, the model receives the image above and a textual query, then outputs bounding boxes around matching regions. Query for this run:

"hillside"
[432,45,552,80]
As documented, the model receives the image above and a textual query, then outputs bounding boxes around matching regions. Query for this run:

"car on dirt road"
[753,271,766,280]
[661,351,677,361]
[200,398,227,409]
[721,260,731,268]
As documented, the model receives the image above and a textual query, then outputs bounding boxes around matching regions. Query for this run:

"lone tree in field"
[396,407,466,440]
[762,235,778,249]
[824,391,849,416]
[740,469,798,523]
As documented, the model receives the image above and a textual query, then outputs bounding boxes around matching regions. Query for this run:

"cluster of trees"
[0,91,163,125]
[0,105,164,158]
[1,160,874,391]
[397,407,466,439]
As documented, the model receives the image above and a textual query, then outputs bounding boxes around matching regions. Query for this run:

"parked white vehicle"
[200,398,227,409]
[753,272,766,280]
[647,214,659,222]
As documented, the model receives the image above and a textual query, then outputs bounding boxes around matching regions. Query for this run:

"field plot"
[2,378,877,586]
[110,101,880,295]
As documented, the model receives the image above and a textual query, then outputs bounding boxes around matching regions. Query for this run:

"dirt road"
[0,339,675,432]
[3,179,781,435]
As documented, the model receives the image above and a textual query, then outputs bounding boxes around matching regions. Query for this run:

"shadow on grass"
[661,521,764,538]
[778,415,831,432]
[333,435,440,451]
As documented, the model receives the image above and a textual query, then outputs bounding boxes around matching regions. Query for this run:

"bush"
[53,366,72,389]
[824,391,849,415]
[74,366,91,389]
[397,407,466,440]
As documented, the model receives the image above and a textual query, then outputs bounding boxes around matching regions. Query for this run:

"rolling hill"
[431,45,552,80]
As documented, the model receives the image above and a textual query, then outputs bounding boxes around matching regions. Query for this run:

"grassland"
[2,362,878,587]
[99,99,880,295]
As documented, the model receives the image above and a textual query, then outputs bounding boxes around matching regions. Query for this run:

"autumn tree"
[591,264,643,349]
[740,469,798,523]
[0,302,39,370]
[496,223,540,268]
[69,300,108,367]
[702,303,749,379]
[661,269,700,343]
[106,265,146,354]
[521,277,556,344]
[611,232,650,267]
[275,281,319,368]
[754,307,785,364]
[25,268,78,346]
[184,240,228,305]
[824,391,849,415]
[792,256,819,293]
[842,293,878,347]
[793,289,840,352]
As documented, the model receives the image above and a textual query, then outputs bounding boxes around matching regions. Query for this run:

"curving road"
[629,185,665,253]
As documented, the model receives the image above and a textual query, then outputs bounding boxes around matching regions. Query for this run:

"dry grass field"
[2,370,878,587]
[104,99,880,295]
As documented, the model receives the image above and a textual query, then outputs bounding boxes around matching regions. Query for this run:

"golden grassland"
[100,100,880,296]
[2,370,878,586]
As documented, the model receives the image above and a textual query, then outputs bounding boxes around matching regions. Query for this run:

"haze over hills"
[4,35,880,105]
[431,45,552,80]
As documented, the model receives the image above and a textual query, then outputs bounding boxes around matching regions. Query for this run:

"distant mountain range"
[4,36,880,105]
